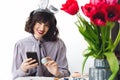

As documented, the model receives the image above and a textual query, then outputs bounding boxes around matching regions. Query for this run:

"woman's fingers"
[25,58,38,65]
[41,57,59,76]
[28,59,37,64]
[23,58,32,63]
[20,58,38,72]
[45,60,55,66]
[27,62,38,69]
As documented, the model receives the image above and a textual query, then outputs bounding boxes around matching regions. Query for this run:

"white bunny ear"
[39,0,49,9]
[48,5,58,14]
[34,0,58,14]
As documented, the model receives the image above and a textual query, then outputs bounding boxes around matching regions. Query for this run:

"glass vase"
[89,59,111,80]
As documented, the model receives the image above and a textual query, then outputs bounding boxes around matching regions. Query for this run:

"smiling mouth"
[38,31,44,34]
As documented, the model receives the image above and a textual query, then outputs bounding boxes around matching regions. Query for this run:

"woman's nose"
[39,23,45,30]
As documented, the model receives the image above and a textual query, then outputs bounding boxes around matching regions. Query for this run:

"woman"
[12,10,70,80]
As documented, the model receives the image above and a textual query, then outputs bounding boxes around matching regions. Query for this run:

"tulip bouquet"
[61,0,120,80]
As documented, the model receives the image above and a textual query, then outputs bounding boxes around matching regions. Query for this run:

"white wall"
[0,0,94,80]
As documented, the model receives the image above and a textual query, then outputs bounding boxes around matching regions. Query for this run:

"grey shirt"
[12,35,70,80]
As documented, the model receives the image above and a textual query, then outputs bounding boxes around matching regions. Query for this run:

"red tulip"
[61,0,79,15]
[90,9,107,26]
[90,0,106,5]
[81,4,96,18]
[106,4,120,21]
[90,0,118,5]
[105,0,118,4]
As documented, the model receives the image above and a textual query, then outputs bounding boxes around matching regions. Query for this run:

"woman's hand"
[20,58,38,73]
[43,57,61,77]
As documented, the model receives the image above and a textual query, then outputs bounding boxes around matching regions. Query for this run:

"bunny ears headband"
[34,0,58,14]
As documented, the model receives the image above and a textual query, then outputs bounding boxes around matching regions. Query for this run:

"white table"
[15,77,55,80]
[15,77,89,80]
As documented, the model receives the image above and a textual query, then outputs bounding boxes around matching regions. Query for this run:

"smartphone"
[26,52,39,64]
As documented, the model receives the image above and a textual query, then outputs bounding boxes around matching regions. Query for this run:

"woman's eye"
[45,25,48,27]
[39,23,42,25]
[45,24,49,27]
[37,22,42,24]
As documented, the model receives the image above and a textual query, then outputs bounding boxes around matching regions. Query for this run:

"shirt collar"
[29,34,45,44]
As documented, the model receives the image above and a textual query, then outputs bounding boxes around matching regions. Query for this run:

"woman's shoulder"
[15,36,33,45]
[56,38,65,44]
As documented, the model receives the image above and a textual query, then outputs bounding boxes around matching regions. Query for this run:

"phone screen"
[26,52,39,64]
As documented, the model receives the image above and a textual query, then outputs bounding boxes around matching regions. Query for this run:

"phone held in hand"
[26,52,39,64]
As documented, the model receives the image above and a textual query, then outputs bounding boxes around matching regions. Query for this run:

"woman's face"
[33,22,49,40]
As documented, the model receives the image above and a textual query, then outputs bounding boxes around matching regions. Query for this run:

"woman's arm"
[12,42,29,80]
[55,39,70,77]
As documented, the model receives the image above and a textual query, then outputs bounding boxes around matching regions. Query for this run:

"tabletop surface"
[15,76,89,80]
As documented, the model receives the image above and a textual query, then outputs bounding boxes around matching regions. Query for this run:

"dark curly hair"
[25,10,59,41]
